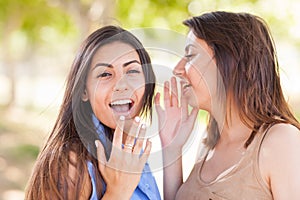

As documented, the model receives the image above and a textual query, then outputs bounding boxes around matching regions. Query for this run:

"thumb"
[95,140,106,173]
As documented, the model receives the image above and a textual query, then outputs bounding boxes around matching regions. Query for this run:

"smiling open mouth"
[183,83,191,89]
[109,99,134,113]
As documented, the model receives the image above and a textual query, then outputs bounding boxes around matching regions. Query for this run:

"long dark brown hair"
[183,11,300,148]
[25,26,156,199]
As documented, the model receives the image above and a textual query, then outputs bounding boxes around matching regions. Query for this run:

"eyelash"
[97,69,141,78]
[185,54,195,61]
[97,72,111,78]
[127,69,141,74]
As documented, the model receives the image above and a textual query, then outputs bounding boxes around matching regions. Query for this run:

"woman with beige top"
[155,11,300,199]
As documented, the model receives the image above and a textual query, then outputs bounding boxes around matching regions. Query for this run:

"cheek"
[135,85,146,108]
[188,67,212,106]
[90,93,108,118]
[88,83,116,128]
[88,82,109,110]
[188,66,205,92]
[129,76,146,101]
[129,75,145,88]
[92,98,117,129]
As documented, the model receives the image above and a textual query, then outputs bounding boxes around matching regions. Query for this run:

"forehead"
[91,41,140,64]
[186,31,214,56]
[186,30,198,44]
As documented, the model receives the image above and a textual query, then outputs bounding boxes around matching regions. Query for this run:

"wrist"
[161,143,183,155]
[162,145,182,166]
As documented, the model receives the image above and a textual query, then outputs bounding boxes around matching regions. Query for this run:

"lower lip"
[112,110,131,116]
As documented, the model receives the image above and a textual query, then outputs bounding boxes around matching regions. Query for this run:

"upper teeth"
[183,83,191,88]
[110,99,132,106]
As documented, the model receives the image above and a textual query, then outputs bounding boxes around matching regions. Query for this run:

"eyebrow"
[185,44,197,52]
[123,60,141,67]
[92,60,141,70]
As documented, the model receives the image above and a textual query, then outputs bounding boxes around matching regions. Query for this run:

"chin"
[187,97,199,108]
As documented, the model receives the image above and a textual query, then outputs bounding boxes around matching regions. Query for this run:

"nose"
[173,58,186,78]
[114,76,128,92]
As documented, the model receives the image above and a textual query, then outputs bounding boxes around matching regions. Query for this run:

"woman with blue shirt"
[25,26,161,199]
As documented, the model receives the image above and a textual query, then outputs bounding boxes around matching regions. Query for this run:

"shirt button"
[145,184,149,189]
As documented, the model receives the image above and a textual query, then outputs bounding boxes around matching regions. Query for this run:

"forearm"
[162,147,183,200]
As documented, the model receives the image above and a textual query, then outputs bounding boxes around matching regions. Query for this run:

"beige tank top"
[175,125,274,200]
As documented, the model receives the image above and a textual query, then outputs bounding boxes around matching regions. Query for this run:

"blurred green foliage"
[7,144,40,160]
[115,0,191,32]
[114,0,300,48]
[0,0,300,47]
[0,0,76,44]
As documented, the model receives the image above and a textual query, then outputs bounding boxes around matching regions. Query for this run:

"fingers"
[164,77,179,107]
[95,140,106,173]
[121,118,150,172]
[166,77,179,107]
[154,92,163,115]
[123,116,140,153]
[164,81,171,107]
[171,77,179,107]
[101,116,151,176]
[113,115,125,148]
[156,77,179,111]
[154,92,160,105]
[140,139,152,164]
[180,80,188,121]
[133,124,146,155]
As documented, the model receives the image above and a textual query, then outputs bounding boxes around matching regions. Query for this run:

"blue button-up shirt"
[87,115,161,200]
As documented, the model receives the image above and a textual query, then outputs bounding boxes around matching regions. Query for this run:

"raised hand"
[155,77,198,150]
[95,116,151,200]
[155,77,199,200]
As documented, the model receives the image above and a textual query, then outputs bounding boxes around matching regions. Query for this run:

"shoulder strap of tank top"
[251,122,278,195]
[256,123,277,152]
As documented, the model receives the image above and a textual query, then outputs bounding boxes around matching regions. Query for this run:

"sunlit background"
[0,0,299,199]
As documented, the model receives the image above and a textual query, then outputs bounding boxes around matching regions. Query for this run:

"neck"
[212,105,253,145]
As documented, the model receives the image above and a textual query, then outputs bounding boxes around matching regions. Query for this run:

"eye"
[127,69,141,74]
[97,72,112,78]
[184,54,195,62]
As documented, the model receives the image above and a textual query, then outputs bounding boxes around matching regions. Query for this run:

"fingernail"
[120,115,125,121]
[135,116,140,123]
[147,139,152,145]
[95,140,99,148]
[141,124,146,129]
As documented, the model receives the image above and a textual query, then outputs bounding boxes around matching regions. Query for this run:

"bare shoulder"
[259,123,300,197]
[262,123,300,149]
[260,123,300,160]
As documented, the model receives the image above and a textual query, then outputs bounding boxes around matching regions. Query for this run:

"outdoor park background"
[0,0,300,199]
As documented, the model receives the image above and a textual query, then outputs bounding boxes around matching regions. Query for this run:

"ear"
[81,89,89,102]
